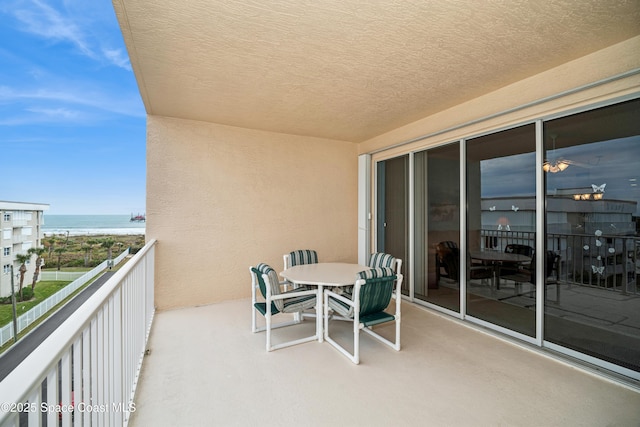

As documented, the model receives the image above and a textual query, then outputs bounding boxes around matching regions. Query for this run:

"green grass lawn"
[0,281,72,326]
[0,259,128,354]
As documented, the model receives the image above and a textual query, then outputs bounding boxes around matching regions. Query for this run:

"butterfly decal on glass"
[591,265,605,275]
[592,183,606,193]
[489,206,496,211]
[511,205,519,212]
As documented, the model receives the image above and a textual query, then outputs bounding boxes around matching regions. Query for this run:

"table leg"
[317,285,323,343]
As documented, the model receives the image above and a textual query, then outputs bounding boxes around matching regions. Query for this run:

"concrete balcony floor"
[130,299,640,426]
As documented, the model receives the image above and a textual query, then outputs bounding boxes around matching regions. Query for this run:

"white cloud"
[5,0,131,70]
[102,47,132,71]
[13,0,94,57]
[26,106,80,119]
[0,83,145,125]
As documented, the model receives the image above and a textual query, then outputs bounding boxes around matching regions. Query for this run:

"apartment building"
[0,201,49,297]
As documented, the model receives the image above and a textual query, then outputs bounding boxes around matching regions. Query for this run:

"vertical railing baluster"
[60,349,72,427]
[46,365,58,427]
[114,287,123,427]
[73,336,82,427]
[91,315,99,427]
[27,387,40,426]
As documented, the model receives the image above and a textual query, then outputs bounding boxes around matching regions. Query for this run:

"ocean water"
[43,215,145,236]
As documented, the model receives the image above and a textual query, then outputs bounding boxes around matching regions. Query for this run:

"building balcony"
[1,240,639,427]
[127,297,640,426]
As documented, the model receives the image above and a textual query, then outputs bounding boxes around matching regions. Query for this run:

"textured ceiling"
[113,0,640,142]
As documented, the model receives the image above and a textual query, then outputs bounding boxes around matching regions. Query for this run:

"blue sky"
[0,0,146,215]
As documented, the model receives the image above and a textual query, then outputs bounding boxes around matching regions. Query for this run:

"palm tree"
[15,253,32,299]
[86,239,99,262]
[82,243,91,267]
[27,247,46,290]
[46,236,57,260]
[54,247,66,271]
[101,238,116,268]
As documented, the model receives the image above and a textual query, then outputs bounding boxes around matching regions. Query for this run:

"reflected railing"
[480,229,639,295]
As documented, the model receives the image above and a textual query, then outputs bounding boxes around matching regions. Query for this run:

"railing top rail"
[0,239,157,408]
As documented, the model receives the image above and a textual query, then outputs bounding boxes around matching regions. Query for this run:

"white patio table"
[280,263,370,342]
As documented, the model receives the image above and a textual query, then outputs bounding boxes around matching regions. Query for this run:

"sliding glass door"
[414,143,460,311]
[543,98,640,373]
[376,155,409,294]
[372,97,640,378]
[465,124,537,337]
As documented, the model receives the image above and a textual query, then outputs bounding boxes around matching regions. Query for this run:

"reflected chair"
[499,244,535,280]
[435,241,459,284]
[468,254,494,287]
[250,263,319,351]
[324,267,402,364]
[500,251,560,296]
[368,252,402,275]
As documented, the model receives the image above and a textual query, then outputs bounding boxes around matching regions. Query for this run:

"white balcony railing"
[0,240,156,427]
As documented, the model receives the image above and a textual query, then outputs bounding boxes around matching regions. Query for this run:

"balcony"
[1,240,639,427]
[127,298,640,426]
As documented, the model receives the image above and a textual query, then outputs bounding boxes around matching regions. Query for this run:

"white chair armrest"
[268,288,318,301]
[325,289,355,308]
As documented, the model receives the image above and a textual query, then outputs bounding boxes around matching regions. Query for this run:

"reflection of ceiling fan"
[542,135,586,173]
[543,158,570,173]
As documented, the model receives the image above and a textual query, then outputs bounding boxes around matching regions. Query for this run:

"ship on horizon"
[130,213,146,222]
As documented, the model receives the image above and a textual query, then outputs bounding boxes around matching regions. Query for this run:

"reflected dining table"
[280,263,370,342]
[469,250,531,290]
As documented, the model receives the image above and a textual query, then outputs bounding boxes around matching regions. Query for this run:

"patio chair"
[283,249,319,289]
[324,267,402,364]
[368,252,402,275]
[250,263,320,351]
[283,249,319,269]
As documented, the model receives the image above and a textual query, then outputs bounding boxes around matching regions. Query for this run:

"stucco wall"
[147,117,358,310]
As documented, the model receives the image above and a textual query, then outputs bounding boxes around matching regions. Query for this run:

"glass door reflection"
[465,124,537,337]
[376,155,409,294]
[414,143,460,312]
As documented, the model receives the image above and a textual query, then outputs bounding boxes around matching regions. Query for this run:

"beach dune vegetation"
[41,234,145,270]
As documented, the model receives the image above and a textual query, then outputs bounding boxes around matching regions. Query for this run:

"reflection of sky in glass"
[481,152,536,197]
[481,136,640,215]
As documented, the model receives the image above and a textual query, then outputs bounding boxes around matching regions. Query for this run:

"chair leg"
[252,305,257,333]
[353,319,360,365]
[266,308,272,352]
[324,291,359,364]
[395,315,401,351]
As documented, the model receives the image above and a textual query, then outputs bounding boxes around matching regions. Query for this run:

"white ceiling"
[113,0,640,143]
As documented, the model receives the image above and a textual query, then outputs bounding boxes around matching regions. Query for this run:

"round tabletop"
[280,263,370,287]
[470,250,531,263]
